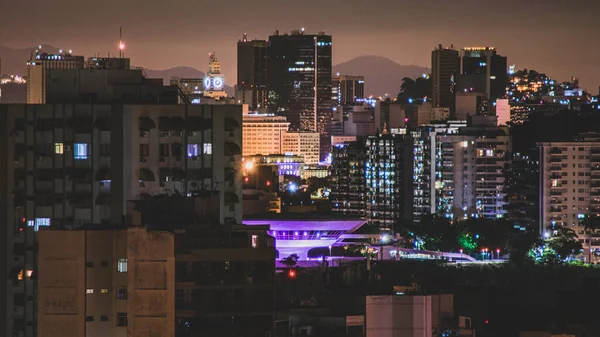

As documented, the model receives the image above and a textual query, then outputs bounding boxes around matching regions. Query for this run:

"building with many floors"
[0,103,243,337]
[431,44,460,112]
[282,131,320,165]
[331,141,367,219]
[332,75,365,106]
[267,30,332,160]
[538,134,600,262]
[237,35,268,112]
[242,114,290,156]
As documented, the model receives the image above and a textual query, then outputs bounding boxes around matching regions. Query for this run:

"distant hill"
[0,45,59,75]
[333,55,430,97]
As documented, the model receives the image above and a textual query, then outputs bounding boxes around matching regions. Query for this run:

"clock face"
[203,77,212,90]
[213,76,224,90]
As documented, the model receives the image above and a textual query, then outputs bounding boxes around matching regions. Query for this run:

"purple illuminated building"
[243,219,367,259]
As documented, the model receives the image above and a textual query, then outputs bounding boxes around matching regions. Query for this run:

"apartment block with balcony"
[538,134,600,261]
[0,103,242,337]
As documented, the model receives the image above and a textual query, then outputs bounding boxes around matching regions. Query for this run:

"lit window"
[461,141,468,148]
[54,142,64,154]
[252,234,258,248]
[74,143,89,160]
[117,258,128,273]
[203,143,212,155]
[86,289,94,294]
[187,144,200,157]
[34,218,50,231]
[101,289,109,294]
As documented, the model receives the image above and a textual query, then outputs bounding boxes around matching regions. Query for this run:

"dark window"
[117,286,127,299]
[14,118,26,131]
[139,144,149,157]
[86,262,94,267]
[159,144,169,157]
[172,143,183,157]
[100,261,108,267]
[116,313,127,327]
[14,144,26,156]
[100,315,109,322]
[85,316,94,322]
[36,119,54,131]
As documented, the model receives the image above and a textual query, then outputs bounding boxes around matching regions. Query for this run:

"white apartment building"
[437,126,510,220]
[242,114,290,156]
[538,135,600,261]
[282,131,320,165]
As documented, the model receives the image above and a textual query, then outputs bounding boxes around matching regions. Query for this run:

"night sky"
[1,0,598,91]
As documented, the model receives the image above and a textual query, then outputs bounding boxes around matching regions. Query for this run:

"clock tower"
[203,53,227,99]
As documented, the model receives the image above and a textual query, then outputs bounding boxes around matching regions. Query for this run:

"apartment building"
[538,134,600,261]
[242,114,290,156]
[282,131,320,165]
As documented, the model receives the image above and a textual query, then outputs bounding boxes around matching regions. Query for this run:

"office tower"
[38,227,175,337]
[267,30,332,159]
[237,34,268,111]
[332,75,365,106]
[437,125,510,220]
[242,114,290,156]
[331,141,366,218]
[431,45,460,112]
[538,134,600,262]
[0,104,243,337]
[26,49,85,103]
[282,131,320,165]
[459,47,508,102]
[410,121,466,222]
[365,132,413,232]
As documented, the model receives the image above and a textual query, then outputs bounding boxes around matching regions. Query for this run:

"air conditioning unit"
[173,131,182,137]
[229,206,235,211]
[160,131,169,137]
[140,132,147,137]
[140,158,147,163]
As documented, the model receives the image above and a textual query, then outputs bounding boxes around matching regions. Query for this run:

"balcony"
[591,149,600,155]
[592,182,600,188]
[550,166,562,171]
[550,157,563,163]
[550,191,564,196]
[550,149,562,154]
[592,156,600,163]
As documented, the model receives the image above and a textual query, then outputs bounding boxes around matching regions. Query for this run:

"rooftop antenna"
[243,32,247,42]
[119,27,125,58]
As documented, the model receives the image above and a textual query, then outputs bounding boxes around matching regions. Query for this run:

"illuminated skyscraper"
[237,34,268,111]
[267,29,332,160]
[332,75,365,106]
[457,47,508,102]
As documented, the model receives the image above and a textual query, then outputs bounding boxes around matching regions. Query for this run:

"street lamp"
[496,249,500,259]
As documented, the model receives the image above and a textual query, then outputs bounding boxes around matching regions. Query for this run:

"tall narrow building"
[332,75,365,106]
[431,45,460,112]
[236,34,268,111]
[267,29,332,160]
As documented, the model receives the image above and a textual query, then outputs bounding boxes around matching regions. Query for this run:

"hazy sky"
[1,0,599,90]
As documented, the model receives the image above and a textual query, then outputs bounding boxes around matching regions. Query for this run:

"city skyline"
[1,0,599,90]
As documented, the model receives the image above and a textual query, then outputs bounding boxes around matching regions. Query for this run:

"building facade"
[237,35,268,111]
[459,47,508,102]
[242,114,290,156]
[0,104,243,337]
[38,226,175,337]
[26,50,85,104]
[538,136,600,261]
[431,45,460,112]
[332,75,365,106]
[267,30,332,159]
[282,131,320,165]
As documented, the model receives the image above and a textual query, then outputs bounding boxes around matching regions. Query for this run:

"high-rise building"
[38,227,175,337]
[0,104,243,337]
[242,114,290,156]
[26,49,85,103]
[437,125,510,220]
[267,30,332,159]
[458,47,508,102]
[538,134,600,262]
[332,75,365,106]
[237,34,268,111]
[331,141,366,218]
[431,45,460,112]
[282,131,320,165]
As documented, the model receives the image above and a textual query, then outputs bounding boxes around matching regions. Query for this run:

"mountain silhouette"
[1,47,428,98]
[333,55,430,97]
